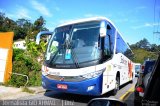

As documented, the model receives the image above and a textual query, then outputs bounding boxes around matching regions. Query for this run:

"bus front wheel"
[46,90,52,92]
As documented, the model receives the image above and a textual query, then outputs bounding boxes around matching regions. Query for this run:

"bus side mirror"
[100,27,106,37]
[36,31,53,45]
[87,98,127,106]
[100,21,107,37]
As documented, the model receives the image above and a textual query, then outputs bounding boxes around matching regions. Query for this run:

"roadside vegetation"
[7,41,47,87]
[21,87,35,94]
[0,12,47,87]
[130,38,159,63]
[0,12,159,87]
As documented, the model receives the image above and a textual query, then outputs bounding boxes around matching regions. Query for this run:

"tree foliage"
[130,38,159,63]
[0,12,48,40]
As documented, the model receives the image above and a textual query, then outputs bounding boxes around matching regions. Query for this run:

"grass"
[21,87,35,94]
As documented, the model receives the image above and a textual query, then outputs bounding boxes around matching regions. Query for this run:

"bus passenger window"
[104,35,111,57]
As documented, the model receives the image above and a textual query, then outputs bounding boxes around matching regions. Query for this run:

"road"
[17,78,137,106]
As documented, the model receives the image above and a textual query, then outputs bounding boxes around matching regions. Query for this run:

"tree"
[0,12,5,27]
[0,12,16,32]
[14,26,27,40]
[16,18,30,28]
[150,44,159,52]
[34,16,46,31]
[130,38,159,63]
[26,16,48,39]
[14,19,33,40]
[0,13,49,40]
[136,38,150,49]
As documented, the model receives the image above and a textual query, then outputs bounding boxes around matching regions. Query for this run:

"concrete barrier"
[0,32,14,83]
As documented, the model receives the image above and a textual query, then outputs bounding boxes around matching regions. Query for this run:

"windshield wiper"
[71,48,80,68]
[64,39,80,68]
[49,42,80,68]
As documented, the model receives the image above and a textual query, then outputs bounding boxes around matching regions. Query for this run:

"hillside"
[132,48,158,64]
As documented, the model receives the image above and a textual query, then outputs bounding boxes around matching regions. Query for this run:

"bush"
[8,61,29,87]
[26,40,47,58]
[13,49,25,61]
[28,70,42,86]
[7,48,42,87]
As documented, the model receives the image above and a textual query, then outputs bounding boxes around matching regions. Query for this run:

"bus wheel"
[46,90,51,92]
[113,77,120,95]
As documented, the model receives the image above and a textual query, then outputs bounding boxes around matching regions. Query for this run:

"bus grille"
[46,74,85,82]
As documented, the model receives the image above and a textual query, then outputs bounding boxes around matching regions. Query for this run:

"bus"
[36,17,134,96]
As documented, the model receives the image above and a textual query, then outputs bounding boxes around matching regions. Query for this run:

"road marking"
[119,85,135,101]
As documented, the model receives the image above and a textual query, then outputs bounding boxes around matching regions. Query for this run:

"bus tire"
[46,90,51,92]
[113,77,120,95]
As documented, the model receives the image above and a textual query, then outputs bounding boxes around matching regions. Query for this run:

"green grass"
[132,48,158,63]
[21,87,35,94]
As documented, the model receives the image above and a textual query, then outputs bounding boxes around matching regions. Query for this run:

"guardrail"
[9,72,29,87]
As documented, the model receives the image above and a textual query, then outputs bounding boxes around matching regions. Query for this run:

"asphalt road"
[18,78,137,106]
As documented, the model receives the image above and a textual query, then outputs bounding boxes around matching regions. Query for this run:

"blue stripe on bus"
[42,74,103,96]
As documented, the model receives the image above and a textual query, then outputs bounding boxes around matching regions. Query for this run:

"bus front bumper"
[42,74,103,96]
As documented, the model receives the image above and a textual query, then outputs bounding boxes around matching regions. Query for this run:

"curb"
[34,89,46,94]
[27,87,46,94]
[0,86,46,100]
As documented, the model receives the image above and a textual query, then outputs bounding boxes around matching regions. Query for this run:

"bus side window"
[104,34,111,57]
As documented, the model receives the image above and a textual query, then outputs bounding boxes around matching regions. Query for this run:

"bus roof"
[58,17,114,27]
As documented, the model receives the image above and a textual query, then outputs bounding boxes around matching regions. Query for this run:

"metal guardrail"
[9,72,29,87]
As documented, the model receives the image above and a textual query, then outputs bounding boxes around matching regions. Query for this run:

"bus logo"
[60,77,64,81]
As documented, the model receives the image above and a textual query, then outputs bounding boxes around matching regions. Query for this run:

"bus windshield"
[45,21,102,68]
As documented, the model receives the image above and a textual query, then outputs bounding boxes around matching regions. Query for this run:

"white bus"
[36,17,134,96]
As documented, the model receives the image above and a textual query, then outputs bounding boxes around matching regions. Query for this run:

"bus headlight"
[42,65,49,76]
[80,68,105,79]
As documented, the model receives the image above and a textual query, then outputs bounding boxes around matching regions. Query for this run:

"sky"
[0,0,160,45]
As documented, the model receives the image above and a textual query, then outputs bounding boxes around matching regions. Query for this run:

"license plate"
[57,84,68,89]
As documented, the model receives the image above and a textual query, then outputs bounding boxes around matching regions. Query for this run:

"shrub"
[7,48,42,87]
[28,70,42,86]
[8,61,29,87]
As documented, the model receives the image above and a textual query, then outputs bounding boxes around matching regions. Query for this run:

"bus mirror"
[88,98,127,106]
[36,35,40,45]
[36,31,53,45]
[100,27,106,37]
[100,21,107,37]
